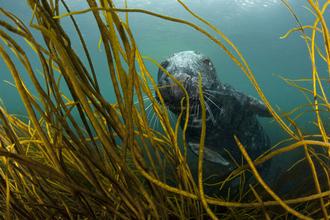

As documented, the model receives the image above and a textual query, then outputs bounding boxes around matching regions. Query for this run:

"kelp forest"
[0,0,329,219]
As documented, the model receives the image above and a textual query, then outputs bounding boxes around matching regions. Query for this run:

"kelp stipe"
[0,0,330,219]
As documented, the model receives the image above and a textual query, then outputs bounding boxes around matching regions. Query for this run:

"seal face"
[156,51,272,171]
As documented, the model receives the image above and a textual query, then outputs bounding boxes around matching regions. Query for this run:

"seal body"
[156,51,272,172]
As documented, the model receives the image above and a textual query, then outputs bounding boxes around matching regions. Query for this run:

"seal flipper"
[214,82,272,118]
[245,95,272,118]
[188,142,230,166]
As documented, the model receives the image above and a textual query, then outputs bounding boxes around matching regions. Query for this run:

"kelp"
[0,0,329,219]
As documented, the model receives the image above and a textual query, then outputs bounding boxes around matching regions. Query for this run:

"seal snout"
[156,51,215,114]
[168,75,201,109]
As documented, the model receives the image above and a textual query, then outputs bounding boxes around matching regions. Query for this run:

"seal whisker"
[197,105,199,117]
[137,102,154,124]
[204,95,222,112]
[191,104,198,124]
[146,104,153,116]
[153,113,160,130]
[204,89,225,97]
[204,91,221,103]
[134,95,151,105]
[143,96,153,102]
[145,102,154,112]
[150,111,158,130]
[204,101,216,125]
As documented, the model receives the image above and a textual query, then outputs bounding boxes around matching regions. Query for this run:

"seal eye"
[202,58,212,66]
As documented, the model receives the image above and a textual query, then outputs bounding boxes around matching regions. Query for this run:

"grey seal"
[156,51,272,171]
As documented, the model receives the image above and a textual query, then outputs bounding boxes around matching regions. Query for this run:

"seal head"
[156,51,272,171]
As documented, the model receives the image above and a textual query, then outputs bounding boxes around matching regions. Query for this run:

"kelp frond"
[0,0,330,219]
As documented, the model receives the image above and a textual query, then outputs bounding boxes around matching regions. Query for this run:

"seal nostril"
[183,76,191,89]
